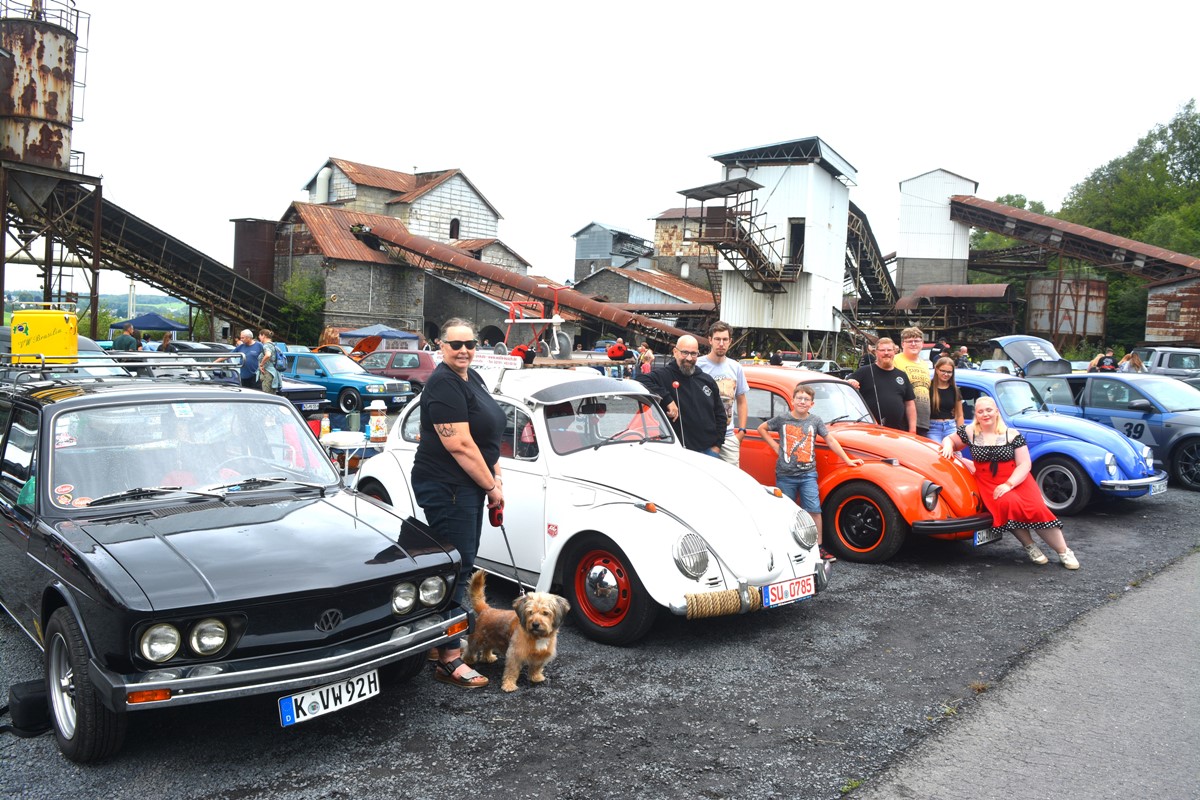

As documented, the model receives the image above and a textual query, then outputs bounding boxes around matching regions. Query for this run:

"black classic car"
[0,366,467,762]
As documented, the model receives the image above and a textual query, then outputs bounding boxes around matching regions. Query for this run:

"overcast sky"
[11,0,1196,297]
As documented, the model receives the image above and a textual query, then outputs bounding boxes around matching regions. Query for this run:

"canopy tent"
[109,312,189,332]
[338,324,418,341]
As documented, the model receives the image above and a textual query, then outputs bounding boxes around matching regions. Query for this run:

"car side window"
[361,353,388,369]
[293,355,319,376]
[0,406,39,510]
[498,403,538,461]
[1089,379,1137,409]
[959,387,984,421]
[745,387,788,430]
[395,353,418,369]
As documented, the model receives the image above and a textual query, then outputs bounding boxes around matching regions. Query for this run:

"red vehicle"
[359,349,437,393]
[739,366,992,562]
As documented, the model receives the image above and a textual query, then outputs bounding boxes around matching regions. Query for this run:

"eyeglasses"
[443,339,477,351]
[936,370,954,376]
[675,349,700,358]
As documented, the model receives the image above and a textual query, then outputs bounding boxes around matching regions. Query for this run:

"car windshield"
[1141,378,1200,412]
[49,400,338,508]
[810,382,874,424]
[321,354,369,375]
[544,394,675,454]
[994,379,1044,415]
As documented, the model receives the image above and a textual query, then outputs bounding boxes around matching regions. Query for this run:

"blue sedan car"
[954,370,1166,515]
[282,351,413,413]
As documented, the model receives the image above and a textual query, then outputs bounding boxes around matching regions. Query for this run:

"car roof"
[487,367,651,404]
[742,364,849,390]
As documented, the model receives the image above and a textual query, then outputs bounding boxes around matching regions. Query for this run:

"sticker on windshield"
[54,432,77,448]
[57,493,72,505]
[73,497,92,507]
[54,483,75,495]
[172,403,195,418]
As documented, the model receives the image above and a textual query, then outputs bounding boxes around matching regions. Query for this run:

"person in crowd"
[893,327,932,438]
[160,332,175,352]
[758,384,863,560]
[847,338,916,433]
[257,329,282,394]
[696,321,749,466]
[1095,348,1119,372]
[955,345,972,369]
[112,323,138,352]
[929,337,951,363]
[1118,352,1146,373]
[412,318,505,689]
[606,337,635,361]
[234,328,264,388]
[636,334,726,455]
[639,350,654,374]
[141,333,158,352]
[769,349,784,366]
[927,357,964,443]
[939,396,1079,569]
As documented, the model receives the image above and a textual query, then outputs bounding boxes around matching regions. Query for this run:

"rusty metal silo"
[231,218,278,290]
[1026,277,1107,348]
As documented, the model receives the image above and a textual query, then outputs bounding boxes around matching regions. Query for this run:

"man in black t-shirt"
[1096,348,1119,372]
[846,337,916,433]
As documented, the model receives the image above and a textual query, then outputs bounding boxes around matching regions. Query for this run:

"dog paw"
[529,672,546,684]
[501,681,517,693]
[484,652,499,663]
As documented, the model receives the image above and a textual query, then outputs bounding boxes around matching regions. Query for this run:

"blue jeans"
[412,478,486,607]
[927,419,958,445]
[777,470,820,514]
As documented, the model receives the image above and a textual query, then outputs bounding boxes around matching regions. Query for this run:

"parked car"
[955,370,1166,514]
[995,335,1200,491]
[797,359,850,379]
[1130,346,1200,379]
[354,367,832,646]
[738,366,993,563]
[282,351,413,413]
[978,358,1019,374]
[0,364,467,762]
[317,344,367,360]
[359,349,438,393]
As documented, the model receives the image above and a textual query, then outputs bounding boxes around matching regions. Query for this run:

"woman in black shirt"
[926,357,964,444]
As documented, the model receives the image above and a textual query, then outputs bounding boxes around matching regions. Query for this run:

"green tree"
[279,273,326,345]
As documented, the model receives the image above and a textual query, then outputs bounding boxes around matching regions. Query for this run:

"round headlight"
[393,582,417,615]
[1105,452,1118,478]
[140,623,182,663]
[1141,445,1154,469]
[419,576,447,606]
[672,532,709,579]
[921,480,942,511]
[790,509,817,549]
[189,618,228,656]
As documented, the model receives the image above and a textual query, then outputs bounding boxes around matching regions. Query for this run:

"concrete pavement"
[853,551,1200,800]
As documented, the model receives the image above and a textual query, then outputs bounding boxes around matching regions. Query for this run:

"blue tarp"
[109,312,188,332]
[338,324,418,341]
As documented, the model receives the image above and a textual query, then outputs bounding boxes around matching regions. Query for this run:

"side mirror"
[1127,399,1153,412]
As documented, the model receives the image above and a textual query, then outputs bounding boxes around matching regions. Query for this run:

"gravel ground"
[2,488,1197,800]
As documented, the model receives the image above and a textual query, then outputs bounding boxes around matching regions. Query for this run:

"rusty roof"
[448,238,532,268]
[893,283,1012,311]
[651,207,707,220]
[321,158,417,194]
[602,267,714,304]
[286,203,410,264]
[385,169,503,218]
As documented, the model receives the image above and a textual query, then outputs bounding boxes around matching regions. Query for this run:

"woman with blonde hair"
[926,357,963,443]
[939,396,1078,569]
[1119,352,1146,373]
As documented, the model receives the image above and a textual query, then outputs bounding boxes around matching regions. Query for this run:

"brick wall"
[572,270,630,303]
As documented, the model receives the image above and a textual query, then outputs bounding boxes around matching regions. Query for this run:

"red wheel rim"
[573,549,632,627]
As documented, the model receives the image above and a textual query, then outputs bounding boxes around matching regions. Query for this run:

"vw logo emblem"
[315,609,343,632]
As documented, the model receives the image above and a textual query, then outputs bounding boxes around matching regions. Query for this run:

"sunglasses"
[443,339,477,351]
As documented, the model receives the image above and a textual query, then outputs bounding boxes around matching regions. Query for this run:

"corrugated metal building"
[1146,274,1200,343]
[896,169,977,295]
[572,222,654,282]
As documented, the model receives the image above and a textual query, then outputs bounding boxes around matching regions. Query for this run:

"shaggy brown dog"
[463,570,570,692]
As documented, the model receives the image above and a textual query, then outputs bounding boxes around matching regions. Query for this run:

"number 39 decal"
[1123,422,1146,438]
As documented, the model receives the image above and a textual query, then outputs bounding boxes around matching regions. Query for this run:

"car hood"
[555,443,789,577]
[1007,410,1147,462]
[990,335,1072,377]
[826,423,978,493]
[79,492,454,610]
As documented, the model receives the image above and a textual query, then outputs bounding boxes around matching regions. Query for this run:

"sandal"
[434,656,489,689]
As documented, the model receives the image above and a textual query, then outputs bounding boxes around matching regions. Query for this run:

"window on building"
[1166,301,1181,323]
[449,218,460,239]
[680,262,690,279]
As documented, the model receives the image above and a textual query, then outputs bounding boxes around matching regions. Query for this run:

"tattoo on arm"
[435,423,458,438]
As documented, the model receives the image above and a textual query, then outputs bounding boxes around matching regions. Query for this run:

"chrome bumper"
[667,558,832,619]
[1100,470,1169,492]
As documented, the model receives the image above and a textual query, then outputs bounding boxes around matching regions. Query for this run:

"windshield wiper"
[205,476,328,495]
[829,415,852,424]
[87,486,221,507]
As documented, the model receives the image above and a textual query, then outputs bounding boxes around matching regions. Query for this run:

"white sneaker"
[1024,543,1049,565]
[1058,548,1080,570]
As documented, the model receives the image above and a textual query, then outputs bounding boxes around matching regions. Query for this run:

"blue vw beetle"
[954,369,1167,515]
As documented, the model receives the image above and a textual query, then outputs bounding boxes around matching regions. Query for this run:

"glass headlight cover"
[140,623,182,663]
[1105,452,1117,478]
[366,384,386,393]
[419,576,447,606]
[790,508,817,549]
[1141,445,1154,470]
[189,618,228,656]
[393,582,417,615]
[921,480,942,511]
[672,532,709,579]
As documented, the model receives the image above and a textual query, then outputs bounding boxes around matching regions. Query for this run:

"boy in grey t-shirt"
[757,384,863,560]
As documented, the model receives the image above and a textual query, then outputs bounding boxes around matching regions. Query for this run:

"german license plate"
[392,396,404,404]
[301,402,320,411]
[973,528,1002,546]
[761,575,815,608]
[278,669,379,727]
[1150,482,1166,496]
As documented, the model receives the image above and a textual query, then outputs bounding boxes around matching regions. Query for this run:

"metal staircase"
[845,200,897,310]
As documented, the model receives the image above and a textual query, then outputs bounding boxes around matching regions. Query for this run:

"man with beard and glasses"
[637,334,726,455]
[696,321,749,466]
[847,337,916,433]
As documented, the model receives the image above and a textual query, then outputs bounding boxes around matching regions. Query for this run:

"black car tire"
[1171,438,1200,491]
[357,479,392,505]
[45,607,127,763]
[383,653,428,685]
[338,388,362,413]
[824,481,907,563]
[1034,456,1092,515]
[562,535,657,646]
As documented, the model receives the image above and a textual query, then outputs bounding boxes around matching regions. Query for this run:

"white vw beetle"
[354,367,831,645]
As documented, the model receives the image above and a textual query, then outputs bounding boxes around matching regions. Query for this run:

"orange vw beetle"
[740,366,992,562]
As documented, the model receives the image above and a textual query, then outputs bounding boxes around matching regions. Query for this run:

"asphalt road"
[2,487,1198,800]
